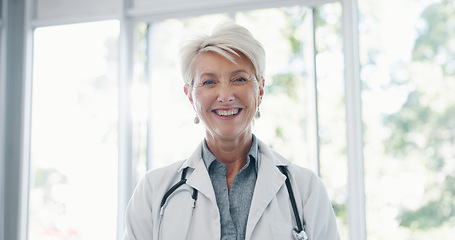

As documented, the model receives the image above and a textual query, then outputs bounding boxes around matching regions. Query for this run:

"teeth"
[215,109,240,116]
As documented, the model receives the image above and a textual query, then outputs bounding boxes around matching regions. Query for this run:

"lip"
[212,107,243,119]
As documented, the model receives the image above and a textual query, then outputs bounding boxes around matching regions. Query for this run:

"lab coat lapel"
[180,142,217,205]
[186,159,217,203]
[245,147,286,239]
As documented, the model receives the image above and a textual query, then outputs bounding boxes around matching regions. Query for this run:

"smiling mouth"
[213,108,242,116]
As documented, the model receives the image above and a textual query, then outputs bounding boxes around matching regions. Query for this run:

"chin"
[211,126,251,139]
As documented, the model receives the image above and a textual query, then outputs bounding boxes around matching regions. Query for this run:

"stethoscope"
[159,166,308,240]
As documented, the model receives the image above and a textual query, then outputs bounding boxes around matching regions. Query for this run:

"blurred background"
[1,0,454,239]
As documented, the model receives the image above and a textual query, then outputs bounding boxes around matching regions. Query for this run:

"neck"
[205,131,253,188]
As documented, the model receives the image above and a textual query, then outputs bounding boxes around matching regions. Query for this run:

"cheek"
[192,88,213,111]
[245,83,261,106]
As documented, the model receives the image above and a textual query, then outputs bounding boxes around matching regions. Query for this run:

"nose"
[217,84,234,103]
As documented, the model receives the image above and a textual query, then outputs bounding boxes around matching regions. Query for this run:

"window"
[29,20,119,240]
[12,1,366,239]
[311,3,348,237]
[360,0,455,239]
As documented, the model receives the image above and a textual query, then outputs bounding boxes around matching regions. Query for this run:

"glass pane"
[360,0,455,239]
[29,20,119,240]
[313,2,348,239]
[131,22,150,182]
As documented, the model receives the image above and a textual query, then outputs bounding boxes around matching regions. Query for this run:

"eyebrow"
[231,69,251,77]
[198,69,250,79]
[199,72,217,79]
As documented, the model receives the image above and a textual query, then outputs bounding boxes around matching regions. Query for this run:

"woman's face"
[185,52,264,140]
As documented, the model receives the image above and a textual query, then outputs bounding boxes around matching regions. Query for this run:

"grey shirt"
[201,135,259,240]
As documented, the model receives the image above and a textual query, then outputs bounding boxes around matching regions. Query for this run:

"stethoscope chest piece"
[293,227,308,240]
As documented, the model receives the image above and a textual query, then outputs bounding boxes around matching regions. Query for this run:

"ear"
[184,84,194,104]
[258,76,265,105]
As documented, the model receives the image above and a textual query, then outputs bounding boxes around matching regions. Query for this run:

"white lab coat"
[123,139,340,240]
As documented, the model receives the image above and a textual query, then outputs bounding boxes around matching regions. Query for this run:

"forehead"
[193,51,254,75]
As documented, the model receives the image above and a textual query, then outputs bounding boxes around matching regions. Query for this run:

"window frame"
[341,0,365,239]
[1,0,34,239]
[0,0,5,238]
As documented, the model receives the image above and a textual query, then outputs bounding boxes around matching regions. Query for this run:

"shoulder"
[140,160,186,189]
[284,163,325,201]
[127,160,188,213]
[285,163,319,184]
[135,141,204,194]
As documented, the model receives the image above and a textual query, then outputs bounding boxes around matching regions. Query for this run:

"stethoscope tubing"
[158,166,308,240]
[278,166,308,240]
[158,167,198,240]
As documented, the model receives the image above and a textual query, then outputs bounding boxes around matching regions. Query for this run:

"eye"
[202,80,216,86]
[235,77,247,82]
[231,72,252,83]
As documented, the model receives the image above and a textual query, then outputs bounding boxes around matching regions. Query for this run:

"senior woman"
[123,21,340,240]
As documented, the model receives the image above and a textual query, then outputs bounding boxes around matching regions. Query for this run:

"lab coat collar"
[178,141,204,171]
[178,141,218,206]
[177,138,292,239]
[178,138,291,170]
[245,139,289,239]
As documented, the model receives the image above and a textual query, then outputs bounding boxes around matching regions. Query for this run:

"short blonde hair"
[180,21,265,86]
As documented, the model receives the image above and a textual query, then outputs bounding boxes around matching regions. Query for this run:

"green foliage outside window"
[384,0,455,232]
[361,0,455,238]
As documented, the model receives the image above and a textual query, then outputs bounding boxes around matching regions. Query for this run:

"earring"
[194,115,200,124]
[256,109,261,118]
